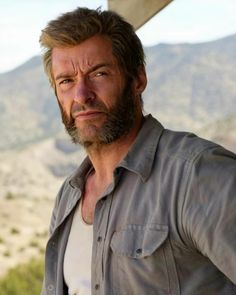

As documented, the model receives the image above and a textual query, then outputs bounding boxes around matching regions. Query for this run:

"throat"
[81,198,94,225]
[81,171,112,224]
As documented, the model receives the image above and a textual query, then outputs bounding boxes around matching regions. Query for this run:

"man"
[40,7,236,295]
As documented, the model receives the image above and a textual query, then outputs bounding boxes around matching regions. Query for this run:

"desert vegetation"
[0,258,44,295]
[0,192,52,277]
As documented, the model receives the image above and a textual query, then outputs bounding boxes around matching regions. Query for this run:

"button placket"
[93,191,114,294]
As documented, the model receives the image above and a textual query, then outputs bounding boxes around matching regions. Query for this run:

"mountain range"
[144,33,236,131]
[0,33,236,151]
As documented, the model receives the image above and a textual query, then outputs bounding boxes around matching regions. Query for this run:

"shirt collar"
[69,156,92,189]
[69,114,164,188]
[118,114,164,182]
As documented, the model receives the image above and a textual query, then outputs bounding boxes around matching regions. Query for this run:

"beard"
[58,81,138,148]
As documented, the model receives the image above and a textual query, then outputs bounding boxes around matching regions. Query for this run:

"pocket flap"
[110,224,168,259]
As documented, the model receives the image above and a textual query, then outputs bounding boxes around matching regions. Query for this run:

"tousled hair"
[39,7,145,87]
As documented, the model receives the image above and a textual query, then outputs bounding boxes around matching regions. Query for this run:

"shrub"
[3,250,11,257]
[29,239,40,249]
[0,258,44,295]
[11,227,20,235]
[5,192,15,200]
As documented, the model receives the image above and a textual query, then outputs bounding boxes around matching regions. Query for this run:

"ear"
[133,65,147,95]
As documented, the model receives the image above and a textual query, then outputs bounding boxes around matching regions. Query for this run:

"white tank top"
[63,200,93,295]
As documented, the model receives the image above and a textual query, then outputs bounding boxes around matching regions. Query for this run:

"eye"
[95,71,106,77]
[90,71,108,80]
[59,78,72,85]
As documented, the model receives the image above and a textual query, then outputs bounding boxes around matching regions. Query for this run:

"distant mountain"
[0,56,61,150]
[199,114,236,152]
[0,34,236,150]
[144,33,236,130]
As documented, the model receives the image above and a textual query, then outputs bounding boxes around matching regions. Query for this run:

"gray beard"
[59,82,138,148]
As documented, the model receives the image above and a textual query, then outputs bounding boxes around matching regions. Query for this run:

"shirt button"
[136,248,142,254]
[95,284,100,290]
[97,236,102,242]
[47,284,54,291]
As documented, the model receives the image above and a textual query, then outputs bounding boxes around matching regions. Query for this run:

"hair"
[39,7,145,88]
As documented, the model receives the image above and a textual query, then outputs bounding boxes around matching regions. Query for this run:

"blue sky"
[1,0,236,73]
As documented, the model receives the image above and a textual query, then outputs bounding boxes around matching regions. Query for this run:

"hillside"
[0,57,61,150]
[0,134,85,276]
[144,33,236,130]
[198,114,236,152]
[0,34,236,150]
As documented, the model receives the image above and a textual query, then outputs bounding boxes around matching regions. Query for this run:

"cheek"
[101,84,124,108]
[56,89,70,107]
[56,95,71,117]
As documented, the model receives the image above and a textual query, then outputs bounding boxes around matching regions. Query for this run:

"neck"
[86,115,143,185]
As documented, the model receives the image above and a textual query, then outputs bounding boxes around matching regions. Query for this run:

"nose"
[73,78,94,105]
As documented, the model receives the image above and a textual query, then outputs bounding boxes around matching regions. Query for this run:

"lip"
[73,110,104,121]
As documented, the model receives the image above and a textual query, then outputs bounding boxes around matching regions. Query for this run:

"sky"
[0,0,236,73]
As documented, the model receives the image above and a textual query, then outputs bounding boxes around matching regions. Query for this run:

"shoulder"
[158,128,235,164]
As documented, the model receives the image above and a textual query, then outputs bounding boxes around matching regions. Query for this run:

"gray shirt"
[42,115,236,295]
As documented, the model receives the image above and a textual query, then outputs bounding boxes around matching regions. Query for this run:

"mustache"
[58,98,109,128]
[71,100,108,118]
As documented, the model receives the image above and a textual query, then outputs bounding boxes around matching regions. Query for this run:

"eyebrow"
[55,63,113,82]
[55,72,74,82]
[87,63,112,74]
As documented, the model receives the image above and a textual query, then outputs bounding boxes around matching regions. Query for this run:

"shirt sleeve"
[183,145,236,284]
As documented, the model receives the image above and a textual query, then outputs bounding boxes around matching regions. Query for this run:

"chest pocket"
[110,224,180,295]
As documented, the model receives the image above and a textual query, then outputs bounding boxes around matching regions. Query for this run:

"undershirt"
[63,200,93,295]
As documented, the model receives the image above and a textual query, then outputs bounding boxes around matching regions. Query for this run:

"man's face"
[51,35,143,148]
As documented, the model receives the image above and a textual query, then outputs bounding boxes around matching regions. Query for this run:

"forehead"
[51,35,118,74]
